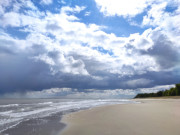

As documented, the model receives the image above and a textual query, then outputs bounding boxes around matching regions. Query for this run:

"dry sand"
[60,99,180,135]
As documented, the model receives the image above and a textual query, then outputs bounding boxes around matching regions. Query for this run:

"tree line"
[134,83,180,98]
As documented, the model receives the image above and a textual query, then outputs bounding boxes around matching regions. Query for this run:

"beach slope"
[61,99,180,135]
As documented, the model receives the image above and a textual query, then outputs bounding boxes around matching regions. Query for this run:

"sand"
[60,99,180,135]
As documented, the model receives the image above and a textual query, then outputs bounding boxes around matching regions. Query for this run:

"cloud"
[40,0,53,5]
[140,29,180,69]
[0,0,13,15]
[0,12,21,27]
[0,1,180,97]
[136,1,180,70]
[137,84,175,93]
[85,11,91,16]
[1,88,136,99]
[94,0,153,17]
[142,2,168,27]
[126,78,153,88]
[2,84,175,98]
[61,6,86,14]
[141,1,180,39]
[65,89,136,99]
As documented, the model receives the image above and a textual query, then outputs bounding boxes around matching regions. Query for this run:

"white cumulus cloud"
[94,0,153,17]
[40,0,53,5]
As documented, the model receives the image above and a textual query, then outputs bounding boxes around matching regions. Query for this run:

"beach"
[61,99,180,135]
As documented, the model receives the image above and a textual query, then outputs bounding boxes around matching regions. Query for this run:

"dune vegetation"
[135,84,180,98]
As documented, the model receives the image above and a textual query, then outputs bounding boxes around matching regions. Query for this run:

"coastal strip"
[60,99,180,135]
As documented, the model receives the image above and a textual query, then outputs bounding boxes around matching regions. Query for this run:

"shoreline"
[60,99,180,135]
[0,99,134,135]
[59,100,139,134]
[59,101,138,134]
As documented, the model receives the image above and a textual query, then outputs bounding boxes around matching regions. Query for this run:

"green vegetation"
[134,83,180,98]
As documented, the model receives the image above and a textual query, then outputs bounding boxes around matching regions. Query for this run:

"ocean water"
[0,98,138,135]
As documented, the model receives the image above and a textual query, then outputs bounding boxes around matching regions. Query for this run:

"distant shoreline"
[134,83,180,98]
[135,96,180,99]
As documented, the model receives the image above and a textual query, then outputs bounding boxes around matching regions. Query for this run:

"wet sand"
[1,112,65,135]
[61,99,180,135]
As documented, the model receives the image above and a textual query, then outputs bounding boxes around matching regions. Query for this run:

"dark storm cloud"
[140,31,180,69]
[0,36,179,95]
[0,40,107,93]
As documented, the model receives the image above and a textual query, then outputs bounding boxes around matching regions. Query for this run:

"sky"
[0,0,180,98]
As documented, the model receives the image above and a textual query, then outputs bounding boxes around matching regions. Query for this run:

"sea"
[0,98,138,135]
